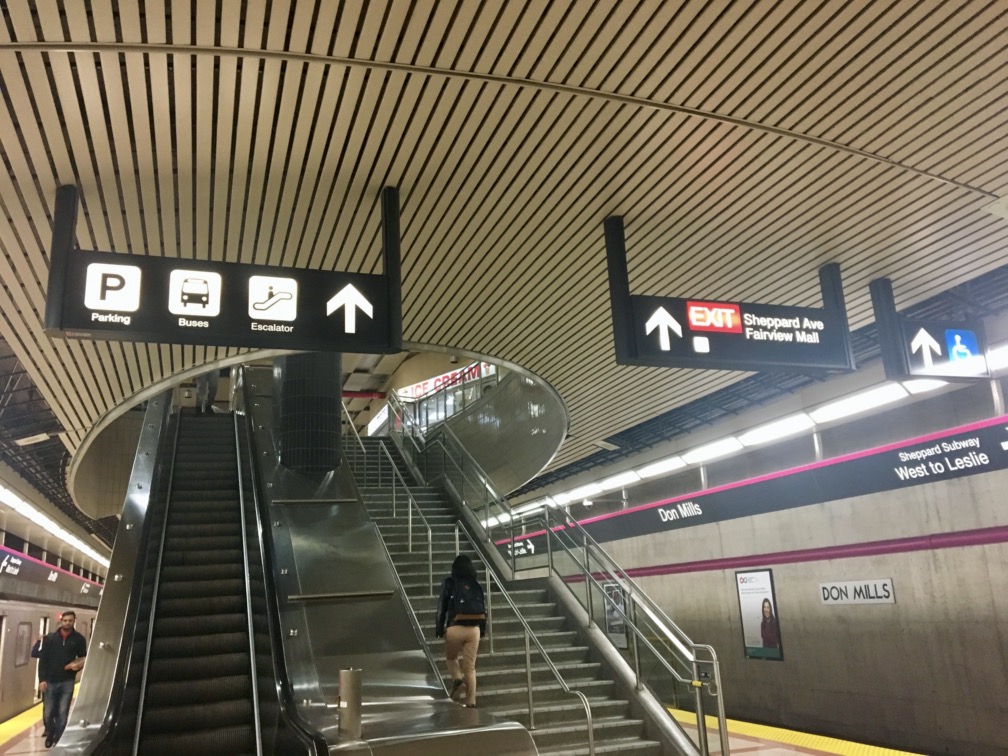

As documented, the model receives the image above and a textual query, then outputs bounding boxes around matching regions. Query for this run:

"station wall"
[600,383,1008,754]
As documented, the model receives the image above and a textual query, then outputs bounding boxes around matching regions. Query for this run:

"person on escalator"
[195,368,220,414]
[38,610,87,748]
[435,555,487,708]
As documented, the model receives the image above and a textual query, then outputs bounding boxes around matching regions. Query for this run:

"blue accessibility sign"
[945,329,979,361]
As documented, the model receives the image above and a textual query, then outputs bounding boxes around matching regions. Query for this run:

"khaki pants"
[444,624,480,705]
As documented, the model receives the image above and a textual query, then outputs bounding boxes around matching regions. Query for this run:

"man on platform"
[38,610,87,749]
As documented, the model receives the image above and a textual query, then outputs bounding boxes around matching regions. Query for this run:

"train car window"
[15,621,31,666]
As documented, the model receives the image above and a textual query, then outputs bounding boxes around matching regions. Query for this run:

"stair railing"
[454,524,595,756]
[376,440,434,595]
[542,508,730,756]
[233,413,264,756]
[341,400,368,486]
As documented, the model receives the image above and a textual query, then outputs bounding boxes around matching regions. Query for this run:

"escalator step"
[156,594,246,617]
[163,535,243,553]
[151,631,249,658]
[159,563,245,583]
[144,673,253,707]
[147,651,250,681]
[154,612,247,637]
[161,548,244,566]
[157,577,247,600]
[137,725,255,756]
[165,522,242,539]
[141,698,254,735]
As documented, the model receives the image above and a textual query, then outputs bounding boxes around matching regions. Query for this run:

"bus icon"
[168,270,222,316]
[180,277,210,307]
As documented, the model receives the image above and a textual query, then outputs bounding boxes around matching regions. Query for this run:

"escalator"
[76,408,316,755]
[134,412,257,752]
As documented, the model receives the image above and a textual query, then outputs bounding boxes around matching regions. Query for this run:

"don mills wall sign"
[44,185,403,353]
[604,216,856,373]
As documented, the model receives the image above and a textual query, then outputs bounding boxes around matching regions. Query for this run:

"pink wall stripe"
[624,524,1008,579]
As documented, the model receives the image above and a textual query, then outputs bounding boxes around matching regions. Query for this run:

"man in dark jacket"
[38,610,87,748]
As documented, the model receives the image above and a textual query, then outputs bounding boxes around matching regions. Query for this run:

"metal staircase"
[358,436,664,756]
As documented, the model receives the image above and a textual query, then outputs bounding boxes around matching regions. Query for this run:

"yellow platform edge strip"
[668,708,923,756]
[0,700,42,744]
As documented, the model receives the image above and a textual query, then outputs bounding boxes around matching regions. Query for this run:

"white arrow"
[526,539,535,554]
[910,327,941,368]
[326,284,373,333]
[645,307,682,351]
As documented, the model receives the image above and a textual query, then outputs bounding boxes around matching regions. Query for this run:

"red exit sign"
[687,301,742,333]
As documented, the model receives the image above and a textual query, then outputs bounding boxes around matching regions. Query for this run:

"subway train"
[0,545,102,724]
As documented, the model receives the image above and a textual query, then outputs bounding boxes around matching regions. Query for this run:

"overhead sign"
[870,277,989,381]
[604,216,855,373]
[497,412,1008,552]
[44,186,403,353]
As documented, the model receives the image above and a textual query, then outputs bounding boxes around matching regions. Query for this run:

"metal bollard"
[338,668,362,739]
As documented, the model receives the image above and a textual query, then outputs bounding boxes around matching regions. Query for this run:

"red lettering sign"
[687,301,742,333]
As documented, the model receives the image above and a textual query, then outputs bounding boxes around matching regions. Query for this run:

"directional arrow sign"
[910,328,941,368]
[645,307,682,351]
[44,184,402,353]
[326,284,373,333]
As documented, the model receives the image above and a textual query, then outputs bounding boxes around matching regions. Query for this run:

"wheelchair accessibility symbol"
[945,329,979,362]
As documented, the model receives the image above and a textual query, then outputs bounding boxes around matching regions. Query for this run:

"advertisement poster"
[602,582,628,649]
[736,569,783,661]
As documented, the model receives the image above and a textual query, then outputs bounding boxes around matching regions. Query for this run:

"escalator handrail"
[238,368,330,755]
[132,399,184,754]
[233,411,264,756]
[70,392,177,754]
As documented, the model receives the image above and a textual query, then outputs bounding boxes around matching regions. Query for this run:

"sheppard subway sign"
[500,414,1008,552]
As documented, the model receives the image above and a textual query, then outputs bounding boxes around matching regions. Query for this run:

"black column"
[274,353,342,475]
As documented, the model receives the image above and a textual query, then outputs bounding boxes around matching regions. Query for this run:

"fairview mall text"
[687,302,826,344]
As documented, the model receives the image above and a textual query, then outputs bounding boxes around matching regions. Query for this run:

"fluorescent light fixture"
[636,456,687,478]
[737,413,815,447]
[14,433,50,447]
[809,383,908,424]
[598,470,640,491]
[0,484,110,569]
[513,499,546,516]
[987,343,1008,372]
[551,491,574,505]
[566,482,604,500]
[682,436,744,464]
[902,378,948,395]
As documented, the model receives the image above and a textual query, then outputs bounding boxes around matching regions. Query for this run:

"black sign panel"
[898,318,989,379]
[46,247,394,352]
[630,295,853,371]
[870,277,989,381]
[604,216,855,373]
[500,413,1008,556]
[44,185,403,353]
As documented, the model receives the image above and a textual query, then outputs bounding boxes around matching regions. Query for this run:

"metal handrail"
[132,404,182,755]
[423,434,511,536]
[341,400,367,484]
[544,509,729,756]
[233,413,263,756]
[453,524,594,755]
[376,440,434,595]
[238,370,329,754]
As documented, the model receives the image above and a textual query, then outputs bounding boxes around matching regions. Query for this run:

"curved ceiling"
[1,1,1007,551]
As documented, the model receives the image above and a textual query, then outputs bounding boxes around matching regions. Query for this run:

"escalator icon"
[248,275,298,321]
[252,288,293,311]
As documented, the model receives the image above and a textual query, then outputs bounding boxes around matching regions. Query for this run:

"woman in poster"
[760,598,780,649]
